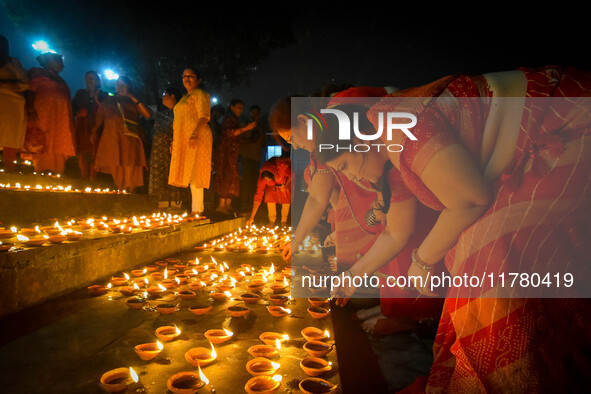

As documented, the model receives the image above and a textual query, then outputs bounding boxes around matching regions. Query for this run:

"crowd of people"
[0,35,285,221]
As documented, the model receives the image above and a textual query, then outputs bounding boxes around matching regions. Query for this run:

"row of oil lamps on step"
[0,212,204,251]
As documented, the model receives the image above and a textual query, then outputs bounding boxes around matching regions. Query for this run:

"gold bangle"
[411,249,436,271]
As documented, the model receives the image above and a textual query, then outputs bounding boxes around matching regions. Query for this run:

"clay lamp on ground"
[204,328,233,344]
[134,341,164,360]
[188,281,206,291]
[241,293,261,304]
[301,327,329,343]
[210,291,232,302]
[188,305,212,316]
[267,306,291,318]
[150,272,164,281]
[268,295,288,306]
[269,278,290,294]
[174,262,187,270]
[300,357,333,377]
[161,279,176,289]
[179,290,196,300]
[110,276,128,286]
[126,297,147,310]
[65,230,83,241]
[308,297,329,307]
[185,343,217,367]
[247,283,264,293]
[244,375,282,394]
[248,344,279,358]
[227,305,250,317]
[194,243,212,251]
[17,234,47,247]
[0,229,15,239]
[145,264,158,272]
[167,366,209,394]
[216,282,234,292]
[299,378,338,394]
[246,357,281,376]
[48,233,67,244]
[99,367,139,393]
[119,286,136,297]
[155,260,168,267]
[88,284,110,296]
[146,284,167,297]
[155,325,181,342]
[156,303,178,315]
[259,332,289,346]
[307,306,330,319]
[303,341,334,358]
[131,269,146,277]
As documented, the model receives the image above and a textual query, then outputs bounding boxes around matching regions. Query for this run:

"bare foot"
[352,305,382,322]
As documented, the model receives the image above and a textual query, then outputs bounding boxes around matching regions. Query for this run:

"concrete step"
[0,217,246,318]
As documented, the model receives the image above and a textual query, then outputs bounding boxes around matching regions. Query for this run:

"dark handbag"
[117,102,141,139]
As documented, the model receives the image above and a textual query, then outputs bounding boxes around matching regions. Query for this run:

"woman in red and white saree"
[323,66,591,392]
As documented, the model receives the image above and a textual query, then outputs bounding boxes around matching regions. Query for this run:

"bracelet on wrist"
[411,248,437,271]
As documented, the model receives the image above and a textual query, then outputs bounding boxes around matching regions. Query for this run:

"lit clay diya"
[155,260,168,267]
[303,341,334,358]
[246,357,280,376]
[175,274,189,284]
[244,375,282,394]
[204,328,233,344]
[194,245,211,252]
[299,378,338,394]
[156,303,178,314]
[188,282,205,291]
[145,264,158,272]
[23,237,47,247]
[188,305,212,316]
[269,282,288,294]
[0,229,15,239]
[99,367,136,393]
[167,371,206,394]
[308,298,329,307]
[247,283,264,293]
[160,279,176,289]
[217,283,234,292]
[185,347,216,367]
[300,356,332,377]
[227,305,250,317]
[110,277,128,286]
[248,345,279,358]
[119,286,135,296]
[48,234,67,244]
[20,228,38,237]
[269,295,288,306]
[174,263,188,270]
[179,290,196,300]
[301,327,327,342]
[307,306,330,319]
[88,285,109,296]
[66,231,83,241]
[259,332,288,346]
[210,292,229,302]
[155,325,181,342]
[126,297,147,310]
[267,306,290,317]
[134,342,163,360]
[241,293,261,304]
[131,269,145,277]
[150,272,164,280]
[146,286,165,297]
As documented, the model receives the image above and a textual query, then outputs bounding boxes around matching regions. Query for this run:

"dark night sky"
[3,7,590,114]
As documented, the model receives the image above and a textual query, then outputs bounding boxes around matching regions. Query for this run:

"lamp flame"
[198,365,209,385]
[272,375,282,383]
[156,341,163,350]
[210,342,217,358]
[223,291,232,298]
[275,339,281,350]
[324,330,330,338]
[223,328,233,336]
[129,367,139,383]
